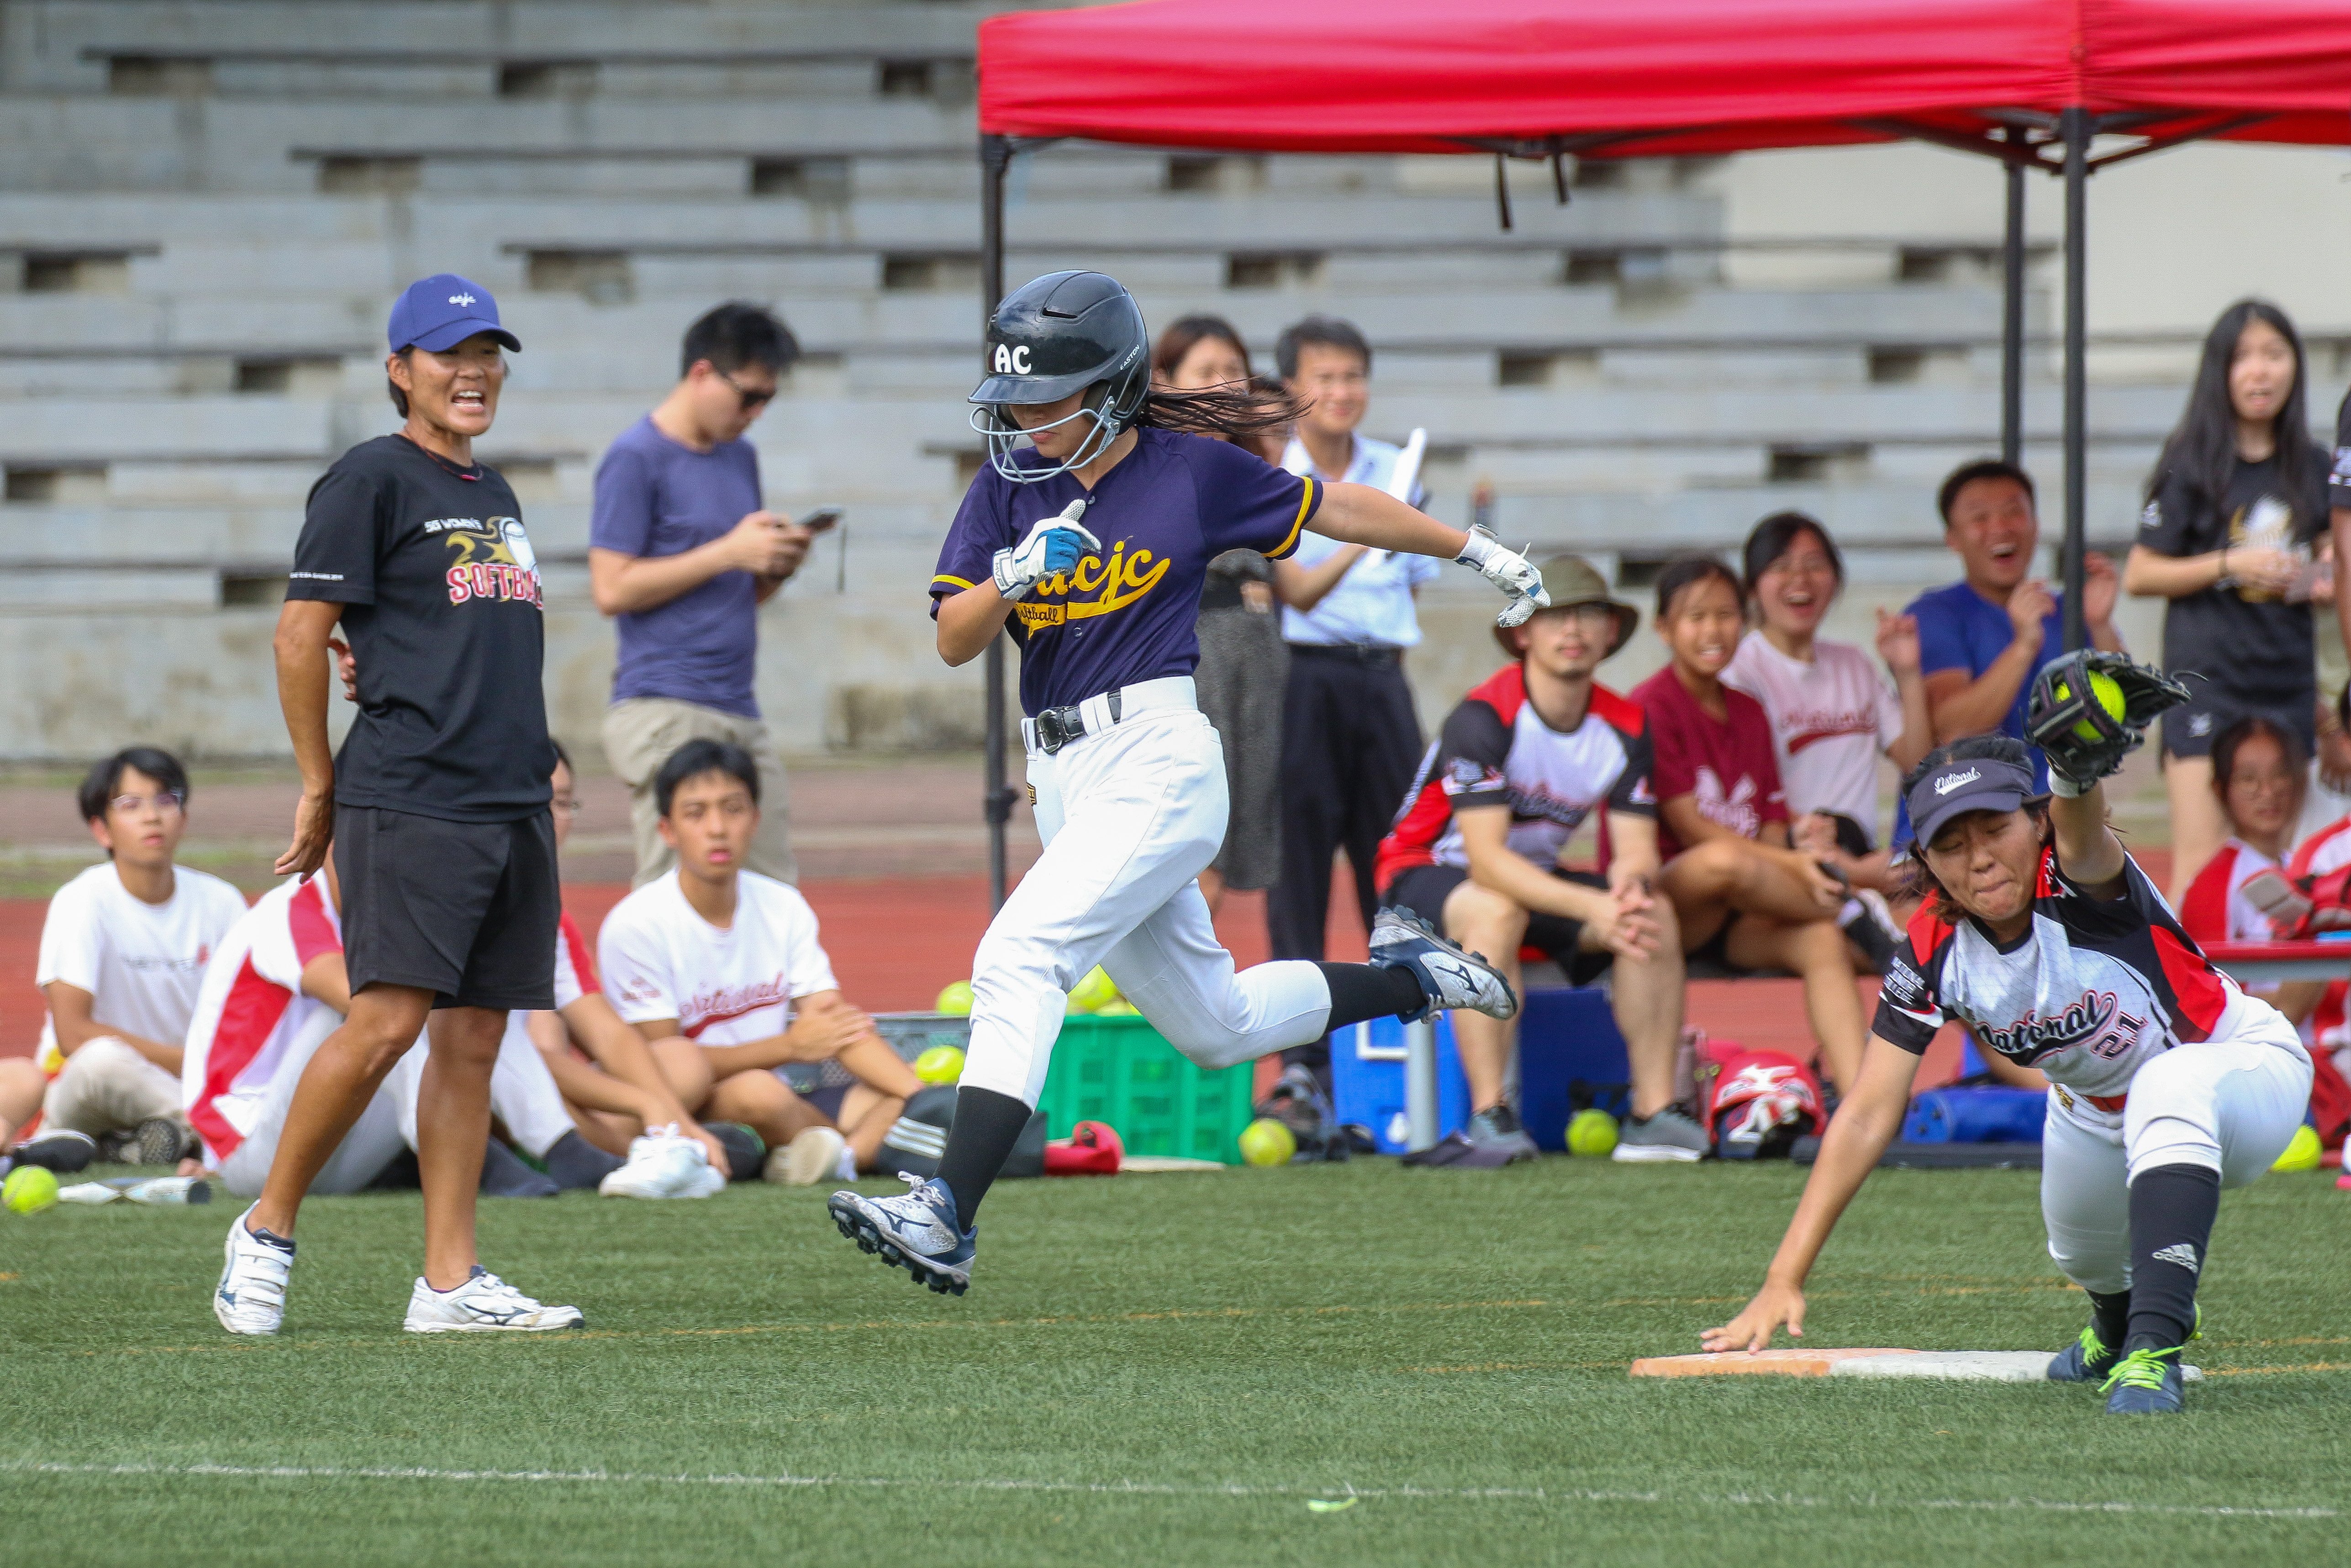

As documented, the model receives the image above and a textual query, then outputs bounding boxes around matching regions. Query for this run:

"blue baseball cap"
[387,274,521,354]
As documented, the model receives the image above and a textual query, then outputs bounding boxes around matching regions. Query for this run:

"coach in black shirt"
[218,274,580,1336]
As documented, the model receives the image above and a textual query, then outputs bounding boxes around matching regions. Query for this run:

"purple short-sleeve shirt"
[590,415,764,718]
[931,428,1318,715]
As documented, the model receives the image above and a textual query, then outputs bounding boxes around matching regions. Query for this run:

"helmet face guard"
[969,270,1150,484]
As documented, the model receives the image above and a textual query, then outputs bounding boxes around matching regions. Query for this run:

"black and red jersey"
[1874,845,2239,1123]
[1374,665,1654,895]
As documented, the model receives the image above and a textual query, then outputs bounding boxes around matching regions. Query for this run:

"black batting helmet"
[969,270,1150,483]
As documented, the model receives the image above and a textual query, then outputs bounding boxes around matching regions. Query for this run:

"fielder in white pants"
[827,267,1550,1293]
[1704,722,2314,1415]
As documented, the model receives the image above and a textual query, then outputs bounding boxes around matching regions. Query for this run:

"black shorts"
[336,805,559,1010]
[1384,863,1615,986]
[2162,685,2315,761]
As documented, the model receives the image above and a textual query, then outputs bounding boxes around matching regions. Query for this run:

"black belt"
[1030,689,1122,755]
[1290,642,1402,666]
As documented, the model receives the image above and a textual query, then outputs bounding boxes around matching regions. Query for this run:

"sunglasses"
[716,368,777,412]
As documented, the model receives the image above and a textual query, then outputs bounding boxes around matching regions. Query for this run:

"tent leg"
[2001,132,2025,467]
[981,134,1014,910]
[2060,108,2088,654]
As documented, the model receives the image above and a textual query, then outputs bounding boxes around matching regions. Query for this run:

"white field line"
[1,1460,2336,1521]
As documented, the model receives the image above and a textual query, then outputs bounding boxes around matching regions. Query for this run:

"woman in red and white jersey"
[2177,716,2305,945]
[1706,680,2311,1415]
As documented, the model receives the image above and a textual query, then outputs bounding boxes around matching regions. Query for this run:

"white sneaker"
[214,1205,294,1336]
[598,1125,725,1200]
[402,1267,583,1333]
[766,1125,848,1187]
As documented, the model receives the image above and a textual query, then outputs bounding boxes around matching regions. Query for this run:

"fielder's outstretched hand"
[1455,526,1549,627]
[1701,1279,1807,1354]
[993,498,1099,602]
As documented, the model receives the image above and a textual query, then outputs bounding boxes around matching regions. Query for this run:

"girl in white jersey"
[826,271,1547,1295]
[1705,655,2313,1415]
[1723,512,1933,896]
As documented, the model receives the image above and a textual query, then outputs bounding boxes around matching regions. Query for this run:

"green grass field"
[3,1159,2346,1566]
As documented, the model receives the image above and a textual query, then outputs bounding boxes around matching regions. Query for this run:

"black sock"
[478,1139,560,1198]
[933,1086,1033,1231]
[2085,1288,2130,1350]
[1318,961,1427,1028]
[540,1130,624,1191]
[2124,1163,2221,1353]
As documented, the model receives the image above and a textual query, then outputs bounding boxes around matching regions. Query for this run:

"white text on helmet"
[992,343,1033,375]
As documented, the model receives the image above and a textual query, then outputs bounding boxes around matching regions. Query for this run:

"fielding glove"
[992,498,1100,602]
[2025,650,2190,795]
[1456,526,1550,628]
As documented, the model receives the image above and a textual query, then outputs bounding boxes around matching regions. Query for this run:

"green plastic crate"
[1039,1015,1255,1165]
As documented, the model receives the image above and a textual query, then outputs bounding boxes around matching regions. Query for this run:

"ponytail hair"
[1136,380,1309,442]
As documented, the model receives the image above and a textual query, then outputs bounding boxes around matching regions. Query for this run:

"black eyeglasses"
[716,368,777,412]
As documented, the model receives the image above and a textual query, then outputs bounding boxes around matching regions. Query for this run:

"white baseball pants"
[42,1037,186,1137]
[2040,995,2312,1295]
[218,1009,406,1200]
[962,681,1333,1108]
[220,1012,575,1198]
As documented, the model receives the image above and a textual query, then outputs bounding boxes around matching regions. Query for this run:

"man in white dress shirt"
[1267,317,1439,1085]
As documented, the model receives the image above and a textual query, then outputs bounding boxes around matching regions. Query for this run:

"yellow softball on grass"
[2272,1124,2322,1173]
[4,1165,59,1215]
[2053,669,2126,742]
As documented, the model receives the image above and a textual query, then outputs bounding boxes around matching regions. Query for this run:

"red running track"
[1,856,2015,1088]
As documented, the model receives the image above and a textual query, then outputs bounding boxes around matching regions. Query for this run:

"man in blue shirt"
[1899,458,2122,840]
[591,303,812,885]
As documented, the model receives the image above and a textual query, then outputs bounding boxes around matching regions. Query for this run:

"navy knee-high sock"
[1318,962,1427,1029]
[933,1086,1033,1232]
[2125,1163,2221,1354]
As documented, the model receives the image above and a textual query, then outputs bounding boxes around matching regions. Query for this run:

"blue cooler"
[1903,1087,2046,1143]
[1517,986,1632,1151]
[1329,1014,1469,1154]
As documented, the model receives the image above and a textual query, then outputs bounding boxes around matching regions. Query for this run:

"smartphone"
[798,506,843,533]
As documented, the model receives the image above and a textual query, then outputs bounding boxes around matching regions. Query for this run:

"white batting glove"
[1457,526,1549,628]
[992,498,1099,602]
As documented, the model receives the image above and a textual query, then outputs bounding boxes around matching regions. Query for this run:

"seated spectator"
[2125,299,2330,905]
[1376,556,1704,1163]
[1724,512,1932,913]
[183,848,655,1199]
[1903,459,2120,840]
[520,743,745,1180]
[2179,716,2307,945]
[37,748,247,1168]
[597,740,922,1184]
[2177,716,2328,1034]
[1632,557,1867,1093]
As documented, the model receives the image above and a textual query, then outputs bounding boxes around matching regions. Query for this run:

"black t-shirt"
[2137,447,2328,700]
[289,435,553,821]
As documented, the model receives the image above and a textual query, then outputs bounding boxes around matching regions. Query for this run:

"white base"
[1833,1351,2203,1383]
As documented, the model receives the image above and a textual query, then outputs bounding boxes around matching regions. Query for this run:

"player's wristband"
[2047,772,2088,798]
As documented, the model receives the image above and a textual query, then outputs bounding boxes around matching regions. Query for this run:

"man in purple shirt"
[591,303,811,885]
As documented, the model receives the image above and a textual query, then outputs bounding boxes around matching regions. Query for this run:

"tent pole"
[2060,109,2088,653]
[2001,130,2025,466]
[980,133,1013,910]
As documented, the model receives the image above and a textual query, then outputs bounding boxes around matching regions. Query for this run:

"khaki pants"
[602,697,796,887]
[43,1037,186,1136]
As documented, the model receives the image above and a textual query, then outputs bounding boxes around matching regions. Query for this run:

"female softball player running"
[1705,650,2314,1414]
[828,271,1547,1293]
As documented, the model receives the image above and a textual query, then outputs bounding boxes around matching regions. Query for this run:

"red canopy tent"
[965,0,2351,903]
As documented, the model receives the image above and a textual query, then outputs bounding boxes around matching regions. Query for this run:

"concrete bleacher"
[0,0,2224,764]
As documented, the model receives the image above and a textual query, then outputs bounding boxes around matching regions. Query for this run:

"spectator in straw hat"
[1373,554,1707,1165]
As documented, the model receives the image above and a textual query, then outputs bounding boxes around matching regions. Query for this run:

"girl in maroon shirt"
[1632,556,1866,1091]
